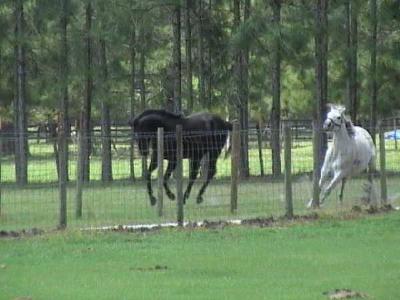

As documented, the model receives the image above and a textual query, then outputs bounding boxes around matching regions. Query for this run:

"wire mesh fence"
[0,121,399,231]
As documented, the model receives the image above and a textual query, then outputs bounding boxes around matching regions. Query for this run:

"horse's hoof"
[307,199,321,209]
[196,196,204,204]
[150,196,157,206]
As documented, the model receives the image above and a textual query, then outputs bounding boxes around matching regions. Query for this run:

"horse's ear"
[326,103,335,111]
[337,105,346,114]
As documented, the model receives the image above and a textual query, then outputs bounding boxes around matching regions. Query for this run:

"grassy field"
[1,138,399,183]
[0,212,399,300]
[1,174,400,231]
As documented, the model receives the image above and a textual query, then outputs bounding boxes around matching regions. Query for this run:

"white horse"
[308,104,376,208]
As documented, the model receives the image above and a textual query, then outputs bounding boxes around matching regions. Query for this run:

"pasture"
[1,212,400,300]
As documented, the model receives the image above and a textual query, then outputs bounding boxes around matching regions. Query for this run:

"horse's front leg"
[319,148,333,188]
[183,158,201,204]
[163,160,177,200]
[146,152,158,206]
[320,172,344,205]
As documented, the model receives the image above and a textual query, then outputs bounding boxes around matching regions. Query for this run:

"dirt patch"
[0,228,44,239]
[323,289,368,299]
[241,216,275,227]
[366,204,395,214]
[129,265,168,272]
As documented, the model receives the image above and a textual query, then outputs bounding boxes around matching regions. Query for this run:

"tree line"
[0,0,399,184]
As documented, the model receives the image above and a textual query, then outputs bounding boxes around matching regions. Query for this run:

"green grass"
[1,139,399,183]
[1,175,400,231]
[1,212,400,299]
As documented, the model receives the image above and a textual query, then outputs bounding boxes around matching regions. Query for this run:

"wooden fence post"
[311,120,321,208]
[379,123,388,205]
[58,118,67,229]
[129,129,135,180]
[176,125,184,226]
[75,130,84,218]
[231,120,240,213]
[284,122,293,218]
[157,127,164,217]
[0,132,2,216]
[394,118,398,150]
[256,122,265,176]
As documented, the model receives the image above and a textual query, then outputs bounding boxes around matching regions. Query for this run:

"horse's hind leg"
[339,178,346,204]
[146,152,158,206]
[196,155,217,204]
[183,158,201,204]
[163,160,177,200]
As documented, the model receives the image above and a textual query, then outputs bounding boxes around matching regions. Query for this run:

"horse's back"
[186,112,231,132]
[352,126,375,172]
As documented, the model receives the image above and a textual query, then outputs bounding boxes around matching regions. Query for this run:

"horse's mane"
[344,115,355,137]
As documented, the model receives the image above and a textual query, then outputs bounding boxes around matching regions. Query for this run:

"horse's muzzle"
[323,120,332,131]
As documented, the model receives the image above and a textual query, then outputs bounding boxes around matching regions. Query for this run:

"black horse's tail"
[224,120,233,159]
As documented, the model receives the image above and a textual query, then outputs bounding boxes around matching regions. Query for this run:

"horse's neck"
[332,127,352,153]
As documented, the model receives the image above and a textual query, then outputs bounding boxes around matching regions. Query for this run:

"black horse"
[129,109,232,206]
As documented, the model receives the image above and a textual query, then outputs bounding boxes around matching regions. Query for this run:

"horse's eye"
[337,116,341,120]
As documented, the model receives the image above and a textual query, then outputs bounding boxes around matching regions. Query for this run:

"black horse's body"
[129,109,232,205]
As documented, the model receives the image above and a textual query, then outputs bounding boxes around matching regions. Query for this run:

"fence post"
[284,122,293,218]
[129,129,135,180]
[75,129,84,218]
[311,120,321,208]
[394,118,398,150]
[231,120,240,213]
[379,123,388,205]
[0,131,2,216]
[176,125,184,226]
[58,117,67,229]
[157,127,164,217]
[256,122,265,176]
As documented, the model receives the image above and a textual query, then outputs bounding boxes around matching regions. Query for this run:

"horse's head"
[128,116,151,157]
[324,104,346,132]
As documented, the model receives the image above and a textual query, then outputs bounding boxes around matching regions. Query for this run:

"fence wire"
[0,124,399,231]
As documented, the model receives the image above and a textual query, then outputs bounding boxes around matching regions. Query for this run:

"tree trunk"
[369,0,378,144]
[185,0,193,113]
[81,1,93,182]
[313,0,329,207]
[172,4,182,113]
[139,24,147,179]
[233,0,249,178]
[206,0,212,109]
[198,0,206,108]
[129,15,136,180]
[59,0,69,182]
[346,0,358,122]
[14,0,28,185]
[271,0,282,177]
[99,18,112,182]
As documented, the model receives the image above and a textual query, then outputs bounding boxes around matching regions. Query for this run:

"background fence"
[0,120,399,231]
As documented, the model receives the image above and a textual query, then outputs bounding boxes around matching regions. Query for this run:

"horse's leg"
[339,178,346,203]
[163,160,177,200]
[320,173,343,205]
[183,158,201,204]
[146,151,158,206]
[196,154,217,204]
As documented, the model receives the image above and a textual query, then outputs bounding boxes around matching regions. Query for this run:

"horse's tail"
[224,120,233,159]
